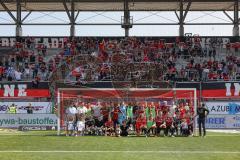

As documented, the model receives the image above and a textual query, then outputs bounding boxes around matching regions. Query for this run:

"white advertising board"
[196,115,240,129]
[205,102,240,115]
[0,102,52,114]
[0,114,57,128]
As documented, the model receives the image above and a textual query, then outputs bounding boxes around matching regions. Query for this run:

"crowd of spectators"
[0,39,55,82]
[61,37,240,83]
[0,37,240,83]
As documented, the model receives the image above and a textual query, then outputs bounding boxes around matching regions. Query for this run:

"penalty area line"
[0,151,239,154]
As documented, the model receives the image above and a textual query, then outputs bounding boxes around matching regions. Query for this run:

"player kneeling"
[155,114,166,137]
[135,114,147,137]
[181,119,189,136]
[147,114,156,137]
[115,124,121,137]
[104,118,114,136]
[120,121,129,137]
[165,114,175,137]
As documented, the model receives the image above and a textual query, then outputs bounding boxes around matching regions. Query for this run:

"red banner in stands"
[177,82,240,98]
[0,89,50,98]
[0,82,50,98]
[0,37,237,49]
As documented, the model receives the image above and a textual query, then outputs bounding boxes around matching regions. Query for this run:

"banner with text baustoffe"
[0,102,52,114]
[0,114,57,128]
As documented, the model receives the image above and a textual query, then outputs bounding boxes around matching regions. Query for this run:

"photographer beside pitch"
[197,103,209,137]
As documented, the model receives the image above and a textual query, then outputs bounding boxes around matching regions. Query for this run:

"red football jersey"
[166,117,173,126]
[105,121,113,127]
[155,117,164,127]
[112,108,119,121]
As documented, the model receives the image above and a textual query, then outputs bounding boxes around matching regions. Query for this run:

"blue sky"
[0,11,235,36]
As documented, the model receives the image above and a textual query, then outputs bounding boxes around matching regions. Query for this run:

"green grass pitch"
[0,131,239,160]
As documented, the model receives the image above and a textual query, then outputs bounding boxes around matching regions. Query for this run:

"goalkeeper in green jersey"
[126,103,133,124]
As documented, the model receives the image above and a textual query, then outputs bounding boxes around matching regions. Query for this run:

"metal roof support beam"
[22,11,32,22]
[0,1,17,22]
[63,1,71,20]
[233,0,239,36]
[174,11,180,21]
[177,1,191,37]
[223,11,233,22]
[70,0,75,37]
[74,10,80,21]
[16,0,22,37]
[63,0,76,37]
[122,0,132,37]
[183,1,191,22]
[179,0,184,37]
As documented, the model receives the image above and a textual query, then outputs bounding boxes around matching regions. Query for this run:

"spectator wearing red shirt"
[0,65,4,81]
[38,55,43,64]
[226,42,231,54]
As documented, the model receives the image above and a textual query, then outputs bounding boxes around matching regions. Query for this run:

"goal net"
[57,88,197,136]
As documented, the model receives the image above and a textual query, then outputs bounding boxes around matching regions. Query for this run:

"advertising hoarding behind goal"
[0,102,52,114]
[205,102,240,115]
[0,114,57,128]
[199,102,240,129]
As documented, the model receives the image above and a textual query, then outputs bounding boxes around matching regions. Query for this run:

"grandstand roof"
[0,0,237,12]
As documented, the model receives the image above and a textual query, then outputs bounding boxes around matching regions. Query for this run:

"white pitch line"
[212,136,240,137]
[0,151,240,154]
[0,134,239,136]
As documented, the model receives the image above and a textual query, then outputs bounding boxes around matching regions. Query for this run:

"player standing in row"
[118,102,127,126]
[65,102,77,136]
[76,102,88,136]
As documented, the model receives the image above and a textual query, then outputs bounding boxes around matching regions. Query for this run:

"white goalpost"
[56,88,197,136]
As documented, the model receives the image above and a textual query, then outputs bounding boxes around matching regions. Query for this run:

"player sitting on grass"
[181,119,189,136]
[128,124,134,135]
[135,113,147,137]
[84,115,95,135]
[115,124,121,137]
[174,111,182,136]
[120,121,129,137]
[165,113,175,137]
[155,112,166,137]
[185,112,194,137]
[104,117,114,136]
[94,125,104,136]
